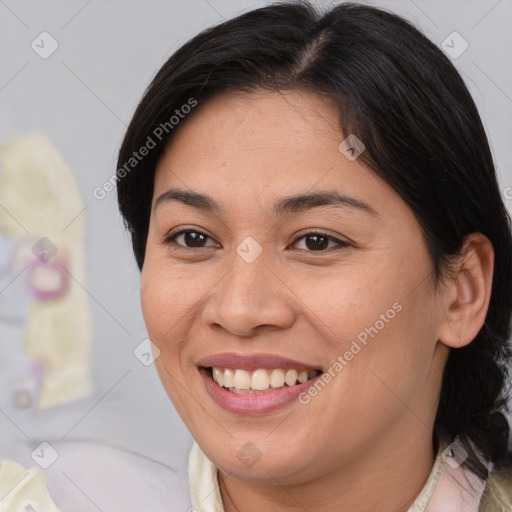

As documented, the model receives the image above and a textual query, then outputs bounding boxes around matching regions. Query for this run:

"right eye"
[163,229,220,250]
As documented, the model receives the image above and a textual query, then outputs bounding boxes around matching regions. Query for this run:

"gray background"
[1,0,511,470]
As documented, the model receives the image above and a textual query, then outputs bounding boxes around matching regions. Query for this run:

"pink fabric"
[424,460,491,512]
[408,441,493,512]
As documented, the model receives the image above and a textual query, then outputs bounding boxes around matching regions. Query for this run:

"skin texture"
[140,89,494,512]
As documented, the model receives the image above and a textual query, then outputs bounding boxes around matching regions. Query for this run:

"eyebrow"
[155,187,379,218]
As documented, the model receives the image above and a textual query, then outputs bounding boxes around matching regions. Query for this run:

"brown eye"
[292,232,350,252]
[164,230,218,249]
[304,234,329,250]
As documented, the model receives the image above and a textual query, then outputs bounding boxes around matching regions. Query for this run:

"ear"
[437,232,494,349]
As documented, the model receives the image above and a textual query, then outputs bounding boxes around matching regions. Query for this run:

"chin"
[202,435,318,483]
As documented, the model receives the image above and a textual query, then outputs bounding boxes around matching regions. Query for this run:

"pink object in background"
[0,131,94,412]
[24,256,70,301]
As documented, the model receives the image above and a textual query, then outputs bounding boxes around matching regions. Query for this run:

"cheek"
[140,263,197,409]
[140,260,202,343]
[347,281,438,421]
[294,262,402,349]
[308,250,436,391]
[140,268,169,342]
[140,271,186,379]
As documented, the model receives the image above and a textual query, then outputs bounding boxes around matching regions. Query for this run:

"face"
[141,89,449,484]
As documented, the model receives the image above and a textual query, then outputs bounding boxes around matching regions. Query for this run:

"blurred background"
[0,0,511,473]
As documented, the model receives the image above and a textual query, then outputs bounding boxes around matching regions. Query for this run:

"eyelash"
[163,229,351,253]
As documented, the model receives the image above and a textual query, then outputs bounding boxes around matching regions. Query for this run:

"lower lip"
[199,368,321,415]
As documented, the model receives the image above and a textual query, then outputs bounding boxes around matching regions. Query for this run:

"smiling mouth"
[204,367,322,394]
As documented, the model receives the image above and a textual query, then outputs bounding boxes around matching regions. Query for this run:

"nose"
[201,247,296,338]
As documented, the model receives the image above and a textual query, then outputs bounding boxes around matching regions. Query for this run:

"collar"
[412,441,493,512]
[188,440,492,512]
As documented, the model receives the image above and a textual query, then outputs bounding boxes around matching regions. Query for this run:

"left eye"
[292,232,350,252]
[164,229,350,252]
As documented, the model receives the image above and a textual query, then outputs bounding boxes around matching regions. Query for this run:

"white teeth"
[230,387,248,395]
[251,369,270,390]
[212,368,224,387]
[233,369,251,390]
[270,369,285,388]
[211,367,320,392]
[285,369,298,386]
[223,368,234,388]
[297,370,308,383]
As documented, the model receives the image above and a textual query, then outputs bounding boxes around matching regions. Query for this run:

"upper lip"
[197,352,322,372]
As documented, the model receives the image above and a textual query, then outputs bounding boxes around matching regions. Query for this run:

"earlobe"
[437,232,494,349]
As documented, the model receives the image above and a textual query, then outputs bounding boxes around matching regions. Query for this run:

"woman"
[1,1,511,510]
[117,0,512,509]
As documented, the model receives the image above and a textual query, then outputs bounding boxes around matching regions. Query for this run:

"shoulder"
[1,440,192,512]
[479,464,512,512]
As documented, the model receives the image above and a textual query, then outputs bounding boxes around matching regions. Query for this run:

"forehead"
[155,88,341,171]
[151,89,401,221]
